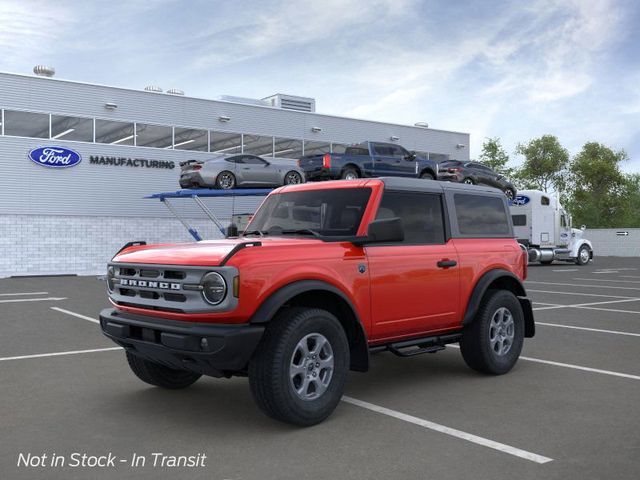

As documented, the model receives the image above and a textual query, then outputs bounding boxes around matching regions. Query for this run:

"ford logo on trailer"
[511,195,530,206]
[28,146,82,168]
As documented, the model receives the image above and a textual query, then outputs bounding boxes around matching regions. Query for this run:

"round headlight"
[202,272,227,305]
[106,266,115,293]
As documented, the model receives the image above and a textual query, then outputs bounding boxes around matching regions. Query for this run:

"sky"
[1,0,639,172]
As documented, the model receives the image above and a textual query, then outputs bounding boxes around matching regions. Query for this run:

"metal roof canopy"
[146,188,273,241]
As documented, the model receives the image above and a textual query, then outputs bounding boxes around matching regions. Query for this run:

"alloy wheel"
[489,307,515,356]
[289,333,334,401]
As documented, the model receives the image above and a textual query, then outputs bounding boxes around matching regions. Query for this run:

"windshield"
[245,188,372,238]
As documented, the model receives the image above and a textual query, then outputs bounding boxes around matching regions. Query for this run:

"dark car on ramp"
[438,160,517,200]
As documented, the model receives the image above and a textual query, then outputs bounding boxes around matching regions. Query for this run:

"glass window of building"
[430,153,450,163]
[173,127,208,151]
[331,143,348,154]
[4,110,49,138]
[210,131,243,154]
[50,115,93,142]
[244,134,274,156]
[273,137,303,158]
[135,123,172,149]
[95,119,135,145]
[303,140,330,156]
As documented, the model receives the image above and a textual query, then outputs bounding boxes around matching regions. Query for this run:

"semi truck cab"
[509,190,593,265]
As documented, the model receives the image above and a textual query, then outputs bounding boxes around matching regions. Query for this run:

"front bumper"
[100,308,264,377]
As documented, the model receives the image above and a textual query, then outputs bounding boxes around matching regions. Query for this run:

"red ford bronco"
[100,178,534,426]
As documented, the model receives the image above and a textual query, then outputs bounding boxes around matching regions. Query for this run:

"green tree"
[514,135,569,192]
[478,137,513,177]
[567,142,632,228]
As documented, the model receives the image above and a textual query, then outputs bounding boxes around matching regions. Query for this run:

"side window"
[541,196,550,206]
[375,192,445,244]
[389,145,407,158]
[454,194,511,236]
[225,156,243,164]
[373,144,392,156]
[243,155,267,165]
[512,215,527,226]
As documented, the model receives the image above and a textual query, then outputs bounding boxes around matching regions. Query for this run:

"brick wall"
[0,215,227,278]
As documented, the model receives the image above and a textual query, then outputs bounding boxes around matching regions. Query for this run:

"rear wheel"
[126,352,201,389]
[540,260,553,265]
[216,171,236,189]
[284,171,303,185]
[248,307,349,426]
[460,290,524,375]
[504,188,516,200]
[420,171,435,180]
[341,167,359,180]
[463,177,475,185]
[576,245,591,265]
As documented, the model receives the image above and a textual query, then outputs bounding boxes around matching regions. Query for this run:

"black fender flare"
[249,280,370,371]
[419,167,437,178]
[462,269,535,338]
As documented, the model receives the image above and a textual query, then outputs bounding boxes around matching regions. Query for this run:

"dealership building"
[0,69,470,278]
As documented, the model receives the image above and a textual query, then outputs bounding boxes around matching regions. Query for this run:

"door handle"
[437,259,457,268]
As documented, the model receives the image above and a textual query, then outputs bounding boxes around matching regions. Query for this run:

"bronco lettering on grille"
[120,279,181,290]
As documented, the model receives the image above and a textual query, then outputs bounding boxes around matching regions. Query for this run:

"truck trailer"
[509,190,593,265]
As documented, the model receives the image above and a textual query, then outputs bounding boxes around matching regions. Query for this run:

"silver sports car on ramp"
[179,154,305,189]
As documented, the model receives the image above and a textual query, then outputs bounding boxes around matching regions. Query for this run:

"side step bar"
[369,332,463,358]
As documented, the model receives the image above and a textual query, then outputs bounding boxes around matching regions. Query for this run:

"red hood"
[112,237,321,266]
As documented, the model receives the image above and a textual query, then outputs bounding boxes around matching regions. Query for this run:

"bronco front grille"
[108,262,238,314]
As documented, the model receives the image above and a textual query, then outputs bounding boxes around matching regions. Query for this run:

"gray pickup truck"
[298,141,438,181]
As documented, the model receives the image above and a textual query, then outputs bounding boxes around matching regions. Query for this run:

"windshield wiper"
[280,229,323,238]
[243,230,267,237]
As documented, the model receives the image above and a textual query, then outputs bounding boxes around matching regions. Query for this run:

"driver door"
[240,155,276,185]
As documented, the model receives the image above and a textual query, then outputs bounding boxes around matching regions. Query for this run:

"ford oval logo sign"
[511,195,530,206]
[28,146,82,168]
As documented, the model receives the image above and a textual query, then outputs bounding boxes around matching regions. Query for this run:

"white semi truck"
[509,190,593,265]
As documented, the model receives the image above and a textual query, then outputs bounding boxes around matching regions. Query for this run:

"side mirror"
[353,217,404,245]
[404,151,416,161]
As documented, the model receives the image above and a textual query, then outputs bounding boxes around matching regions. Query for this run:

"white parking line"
[0,292,49,296]
[51,307,99,324]
[342,396,553,464]
[0,347,122,362]
[575,306,640,315]
[573,278,640,284]
[527,289,637,299]
[0,297,67,304]
[532,298,640,312]
[621,275,640,279]
[526,281,640,291]
[447,345,640,381]
[536,322,640,337]
[552,269,578,272]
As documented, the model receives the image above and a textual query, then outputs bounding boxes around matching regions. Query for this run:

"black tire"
[341,167,359,180]
[216,171,236,189]
[462,177,475,185]
[460,290,524,375]
[540,260,553,265]
[504,188,516,200]
[420,171,435,180]
[284,170,303,185]
[248,307,350,426]
[125,352,201,389]
[575,245,591,265]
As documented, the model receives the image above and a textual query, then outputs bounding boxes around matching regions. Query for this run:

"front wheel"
[284,170,303,185]
[460,290,524,375]
[126,352,201,389]
[420,171,435,180]
[575,245,591,265]
[248,307,350,426]
[216,171,236,189]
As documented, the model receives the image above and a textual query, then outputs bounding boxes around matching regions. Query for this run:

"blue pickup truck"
[298,141,439,181]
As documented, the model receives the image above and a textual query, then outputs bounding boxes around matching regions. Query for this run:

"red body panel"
[111,179,526,345]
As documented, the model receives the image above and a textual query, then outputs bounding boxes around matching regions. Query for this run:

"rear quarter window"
[453,194,511,236]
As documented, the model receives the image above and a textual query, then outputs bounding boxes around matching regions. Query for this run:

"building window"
[244,134,274,156]
[173,127,208,151]
[303,140,330,156]
[50,115,93,142]
[210,131,243,154]
[429,153,449,163]
[3,110,49,139]
[273,137,303,159]
[135,123,172,149]
[95,119,135,145]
